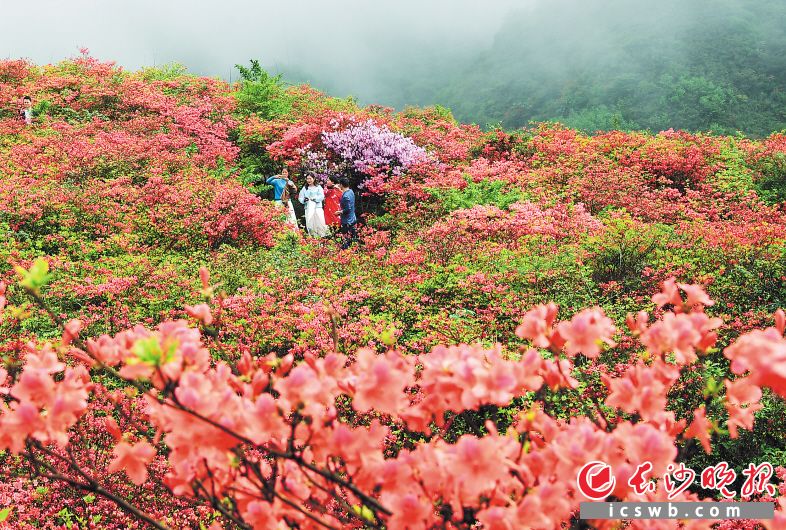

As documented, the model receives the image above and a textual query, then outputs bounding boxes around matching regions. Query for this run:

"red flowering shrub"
[616,130,721,192]
[421,201,600,263]
[203,185,283,248]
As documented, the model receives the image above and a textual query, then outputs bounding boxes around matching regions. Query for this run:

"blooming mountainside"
[0,55,785,529]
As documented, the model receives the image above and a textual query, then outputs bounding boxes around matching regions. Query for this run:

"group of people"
[266,169,358,249]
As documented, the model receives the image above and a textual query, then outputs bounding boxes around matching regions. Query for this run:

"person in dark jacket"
[334,177,358,249]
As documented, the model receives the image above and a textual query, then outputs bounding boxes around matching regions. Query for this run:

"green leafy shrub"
[233,60,294,120]
[427,177,529,213]
[751,151,786,204]
[584,214,672,286]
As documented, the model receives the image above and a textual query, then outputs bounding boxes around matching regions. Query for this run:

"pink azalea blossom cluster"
[421,201,601,262]
[0,344,90,452]
[1,275,784,529]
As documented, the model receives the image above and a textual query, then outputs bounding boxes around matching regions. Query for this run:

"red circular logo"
[577,461,616,500]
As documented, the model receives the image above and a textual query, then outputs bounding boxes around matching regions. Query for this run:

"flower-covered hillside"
[0,56,785,529]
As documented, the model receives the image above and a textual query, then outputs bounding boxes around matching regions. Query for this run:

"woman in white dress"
[298,176,330,238]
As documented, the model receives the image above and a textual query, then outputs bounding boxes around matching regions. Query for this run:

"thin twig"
[299,465,372,528]
[22,447,169,530]
[273,490,341,530]
[192,478,253,530]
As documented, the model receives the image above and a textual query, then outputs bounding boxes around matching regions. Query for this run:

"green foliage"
[408,0,786,136]
[139,63,189,81]
[351,504,376,524]
[233,60,294,120]
[231,60,297,188]
[132,336,176,367]
[15,258,52,292]
[584,215,671,286]
[684,390,786,496]
[235,151,279,195]
[562,105,639,134]
[32,99,52,119]
[401,104,457,125]
[660,75,744,135]
[426,177,529,213]
[711,137,757,193]
[46,103,111,124]
[707,245,786,314]
[442,399,528,443]
[751,151,786,204]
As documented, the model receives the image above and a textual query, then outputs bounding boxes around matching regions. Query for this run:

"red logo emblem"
[577,461,616,500]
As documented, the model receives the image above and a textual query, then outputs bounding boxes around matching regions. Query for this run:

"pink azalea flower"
[516,302,559,348]
[107,440,156,486]
[351,348,413,416]
[557,307,616,358]
[724,378,763,438]
[604,360,678,420]
[725,327,786,398]
[684,407,713,454]
[61,318,83,346]
[652,277,682,308]
[184,303,213,325]
[677,282,714,308]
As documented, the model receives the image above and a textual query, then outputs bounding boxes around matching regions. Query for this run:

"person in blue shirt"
[334,177,358,249]
[266,167,295,202]
[266,168,298,227]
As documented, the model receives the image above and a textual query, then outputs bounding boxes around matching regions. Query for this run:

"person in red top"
[323,175,342,228]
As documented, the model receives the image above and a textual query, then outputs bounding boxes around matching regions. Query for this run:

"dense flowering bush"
[421,201,600,263]
[1,273,785,529]
[266,115,428,195]
[321,120,427,176]
[2,56,786,528]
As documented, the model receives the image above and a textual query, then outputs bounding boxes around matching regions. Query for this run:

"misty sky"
[6,0,784,135]
[1,0,524,96]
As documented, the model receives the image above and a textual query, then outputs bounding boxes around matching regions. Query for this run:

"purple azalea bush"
[320,120,427,178]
